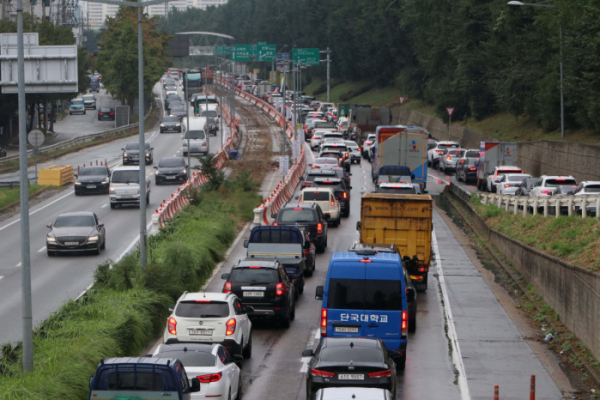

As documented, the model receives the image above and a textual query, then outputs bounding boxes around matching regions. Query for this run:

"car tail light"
[249,266,261,269]
[226,318,236,336]
[223,282,231,293]
[317,223,323,234]
[330,200,335,206]
[367,369,392,378]
[273,222,278,226]
[401,310,408,337]
[298,200,302,204]
[435,150,443,154]
[276,283,285,296]
[469,167,477,171]
[167,317,177,335]
[339,158,343,163]
[504,184,510,188]
[541,190,553,195]
[556,178,566,181]
[419,267,425,272]
[345,153,349,158]
[99,112,103,115]
[109,112,114,115]
[304,249,310,255]
[320,308,327,336]
[311,368,335,377]
[304,124,307,128]
[365,141,372,146]
[197,372,222,383]
[343,192,348,199]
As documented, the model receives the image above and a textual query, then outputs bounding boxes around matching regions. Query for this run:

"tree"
[97,7,171,110]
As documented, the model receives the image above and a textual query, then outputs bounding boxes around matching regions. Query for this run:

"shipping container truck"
[356,193,432,290]
[476,142,519,191]
[371,125,428,190]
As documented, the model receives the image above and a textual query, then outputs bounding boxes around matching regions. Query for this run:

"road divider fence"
[214,79,308,227]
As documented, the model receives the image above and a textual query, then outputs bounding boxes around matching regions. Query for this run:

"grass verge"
[469,199,600,273]
[0,173,261,400]
[0,185,52,211]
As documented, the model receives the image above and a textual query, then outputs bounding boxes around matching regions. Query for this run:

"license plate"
[335,327,359,333]
[410,275,423,281]
[87,185,96,189]
[189,329,213,336]
[338,374,364,380]
[243,291,264,297]
[64,242,79,245]
[121,195,133,199]
[297,226,305,231]
[166,176,176,180]
[192,148,200,151]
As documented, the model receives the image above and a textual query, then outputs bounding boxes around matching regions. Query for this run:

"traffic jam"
[85,73,571,400]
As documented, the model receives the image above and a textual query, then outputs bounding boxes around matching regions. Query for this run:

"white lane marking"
[299,328,320,373]
[0,190,74,233]
[37,246,46,253]
[432,229,471,400]
[15,262,21,267]
[0,276,3,280]
[101,204,109,208]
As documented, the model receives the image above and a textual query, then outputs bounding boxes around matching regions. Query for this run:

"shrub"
[483,204,503,218]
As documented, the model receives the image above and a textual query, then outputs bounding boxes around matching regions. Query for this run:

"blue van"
[315,250,412,369]
[88,357,200,399]
[90,75,100,92]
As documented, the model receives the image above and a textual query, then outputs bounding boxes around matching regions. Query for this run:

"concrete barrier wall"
[447,188,600,361]
[393,107,600,182]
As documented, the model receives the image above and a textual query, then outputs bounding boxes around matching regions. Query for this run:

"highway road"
[0,82,229,344]
[190,96,566,400]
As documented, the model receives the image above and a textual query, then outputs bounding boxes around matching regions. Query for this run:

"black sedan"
[74,166,111,195]
[154,157,188,184]
[122,142,153,165]
[170,107,187,121]
[160,116,181,133]
[46,212,106,256]
[303,338,397,400]
[97,108,115,121]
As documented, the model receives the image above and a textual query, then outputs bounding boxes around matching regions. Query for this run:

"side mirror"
[221,273,230,280]
[168,304,175,313]
[121,148,125,150]
[46,223,52,229]
[243,239,249,248]
[299,176,304,181]
[406,287,416,302]
[349,173,353,176]
[348,186,353,190]
[302,349,314,357]
[315,286,324,300]
[190,377,201,393]
[73,173,78,178]
[151,147,154,151]
[97,223,104,229]
[423,190,429,194]
[295,196,299,200]
[356,221,361,231]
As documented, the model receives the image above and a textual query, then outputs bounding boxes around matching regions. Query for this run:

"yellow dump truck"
[356,193,433,290]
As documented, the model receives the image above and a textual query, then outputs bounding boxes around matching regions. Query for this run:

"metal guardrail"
[0,122,140,165]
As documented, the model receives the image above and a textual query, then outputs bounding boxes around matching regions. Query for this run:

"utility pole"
[137,4,147,270]
[185,71,190,176]
[17,0,33,374]
[326,47,330,102]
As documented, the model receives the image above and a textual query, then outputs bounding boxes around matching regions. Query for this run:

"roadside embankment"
[443,184,600,367]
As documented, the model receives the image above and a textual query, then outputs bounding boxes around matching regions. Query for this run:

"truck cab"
[88,357,200,399]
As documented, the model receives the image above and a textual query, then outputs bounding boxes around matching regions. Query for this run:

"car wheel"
[100,240,106,250]
[336,216,341,227]
[243,333,252,358]
[281,311,291,329]
[409,312,416,333]
[146,194,150,205]
[235,379,243,400]
[74,190,79,196]
[94,246,101,256]
[290,303,296,321]
[69,112,72,115]
[396,354,406,370]
[305,265,313,277]
[299,276,305,294]
[83,111,86,115]
[110,203,116,209]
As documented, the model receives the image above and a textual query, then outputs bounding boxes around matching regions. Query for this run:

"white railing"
[478,192,600,218]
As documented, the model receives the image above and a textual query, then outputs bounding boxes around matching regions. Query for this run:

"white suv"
[529,175,577,198]
[164,292,253,358]
[299,187,340,226]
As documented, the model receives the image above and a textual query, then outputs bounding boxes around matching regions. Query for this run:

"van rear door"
[325,261,366,338]
[363,261,404,351]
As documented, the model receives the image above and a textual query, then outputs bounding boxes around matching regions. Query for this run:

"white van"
[182,117,208,156]
[109,166,151,209]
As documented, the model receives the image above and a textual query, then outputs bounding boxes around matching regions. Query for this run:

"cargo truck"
[184,71,202,100]
[371,125,428,190]
[356,193,432,291]
[476,142,519,191]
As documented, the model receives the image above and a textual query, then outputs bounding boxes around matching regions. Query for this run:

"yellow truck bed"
[358,193,432,268]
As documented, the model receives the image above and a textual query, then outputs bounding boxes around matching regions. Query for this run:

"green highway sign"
[231,44,253,62]
[292,48,320,66]
[213,45,230,56]
[257,44,276,62]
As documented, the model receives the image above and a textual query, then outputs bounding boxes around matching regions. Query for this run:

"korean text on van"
[315,251,412,369]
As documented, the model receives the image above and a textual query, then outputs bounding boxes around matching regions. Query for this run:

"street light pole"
[17,0,33,373]
[185,71,190,175]
[507,1,564,138]
[137,4,147,270]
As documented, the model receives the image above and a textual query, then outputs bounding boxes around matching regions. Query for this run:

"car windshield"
[100,108,113,113]
[546,178,577,187]
[315,122,336,128]
[83,95,94,100]
[71,100,83,105]
[345,141,358,147]
[327,278,402,311]
[184,130,206,140]
[162,116,179,123]
[438,143,457,149]
[159,158,184,168]
[79,167,108,176]
[315,158,337,165]
[201,110,218,117]
[465,150,479,157]
[125,143,150,150]
[171,108,185,113]
[302,191,330,201]
[496,170,521,178]
[447,150,463,157]
[320,346,383,363]
[278,209,316,223]
[154,350,216,367]
[175,301,230,318]
[585,185,600,193]
[230,268,279,283]
[376,187,415,194]
[313,132,324,139]
[111,170,140,183]
[54,215,95,227]
[106,371,164,391]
